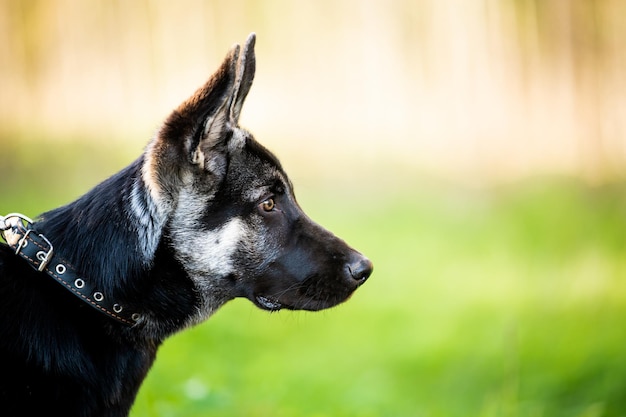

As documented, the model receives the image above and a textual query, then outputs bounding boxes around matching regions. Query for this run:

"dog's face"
[144,34,372,322]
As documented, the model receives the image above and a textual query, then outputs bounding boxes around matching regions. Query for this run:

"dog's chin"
[251,293,353,312]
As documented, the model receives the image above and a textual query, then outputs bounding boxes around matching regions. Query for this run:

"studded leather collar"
[1,213,140,327]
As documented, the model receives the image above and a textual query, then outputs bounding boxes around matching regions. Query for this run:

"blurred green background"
[2,1,626,416]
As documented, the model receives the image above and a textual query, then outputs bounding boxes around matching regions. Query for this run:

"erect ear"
[198,32,256,162]
[158,33,257,173]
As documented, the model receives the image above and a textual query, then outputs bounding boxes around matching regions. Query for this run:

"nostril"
[347,257,373,284]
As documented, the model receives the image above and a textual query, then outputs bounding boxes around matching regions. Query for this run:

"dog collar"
[0,213,140,327]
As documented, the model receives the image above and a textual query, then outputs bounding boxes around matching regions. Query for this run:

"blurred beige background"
[1,0,625,185]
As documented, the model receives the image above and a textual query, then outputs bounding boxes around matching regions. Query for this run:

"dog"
[0,34,372,416]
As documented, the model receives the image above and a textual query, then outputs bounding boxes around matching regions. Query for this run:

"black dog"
[0,34,372,416]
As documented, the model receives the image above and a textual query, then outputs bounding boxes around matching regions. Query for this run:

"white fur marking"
[189,218,243,277]
[170,188,245,279]
[131,141,171,264]
[229,127,247,152]
[170,213,246,326]
[141,138,164,206]
[129,178,167,264]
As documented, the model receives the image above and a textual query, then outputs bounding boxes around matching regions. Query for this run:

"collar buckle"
[34,233,54,272]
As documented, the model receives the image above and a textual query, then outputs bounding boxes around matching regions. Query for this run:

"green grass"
[2,140,626,417]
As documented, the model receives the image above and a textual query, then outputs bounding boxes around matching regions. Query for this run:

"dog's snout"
[346,254,373,284]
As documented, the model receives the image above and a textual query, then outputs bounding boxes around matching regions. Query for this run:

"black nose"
[346,254,373,284]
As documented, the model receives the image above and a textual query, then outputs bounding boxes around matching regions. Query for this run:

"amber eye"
[260,198,275,212]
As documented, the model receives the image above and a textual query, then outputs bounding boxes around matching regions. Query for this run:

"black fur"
[0,34,371,416]
[0,160,198,416]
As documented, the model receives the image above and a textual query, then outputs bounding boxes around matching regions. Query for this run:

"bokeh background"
[1,1,626,416]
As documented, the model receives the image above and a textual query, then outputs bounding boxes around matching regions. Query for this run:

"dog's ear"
[200,32,256,154]
[158,34,256,175]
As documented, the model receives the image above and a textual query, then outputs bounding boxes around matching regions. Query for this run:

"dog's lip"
[254,295,283,311]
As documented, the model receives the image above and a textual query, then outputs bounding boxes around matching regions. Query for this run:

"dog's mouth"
[252,291,353,312]
[254,295,284,311]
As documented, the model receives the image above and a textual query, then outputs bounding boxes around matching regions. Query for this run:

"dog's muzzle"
[252,251,373,312]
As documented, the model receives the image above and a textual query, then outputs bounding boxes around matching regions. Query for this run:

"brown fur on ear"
[143,43,241,205]
[149,33,258,193]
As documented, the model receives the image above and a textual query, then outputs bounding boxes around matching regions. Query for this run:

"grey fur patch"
[167,188,247,323]
[128,175,168,265]
[228,127,248,152]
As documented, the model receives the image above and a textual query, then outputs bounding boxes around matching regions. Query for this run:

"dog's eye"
[260,198,275,212]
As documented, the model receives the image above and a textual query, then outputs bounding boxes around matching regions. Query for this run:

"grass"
[1,139,626,416]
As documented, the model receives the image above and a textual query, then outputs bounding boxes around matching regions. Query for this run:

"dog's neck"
[37,158,155,281]
[33,155,198,338]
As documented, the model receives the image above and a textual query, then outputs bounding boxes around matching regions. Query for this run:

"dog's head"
[144,34,372,321]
